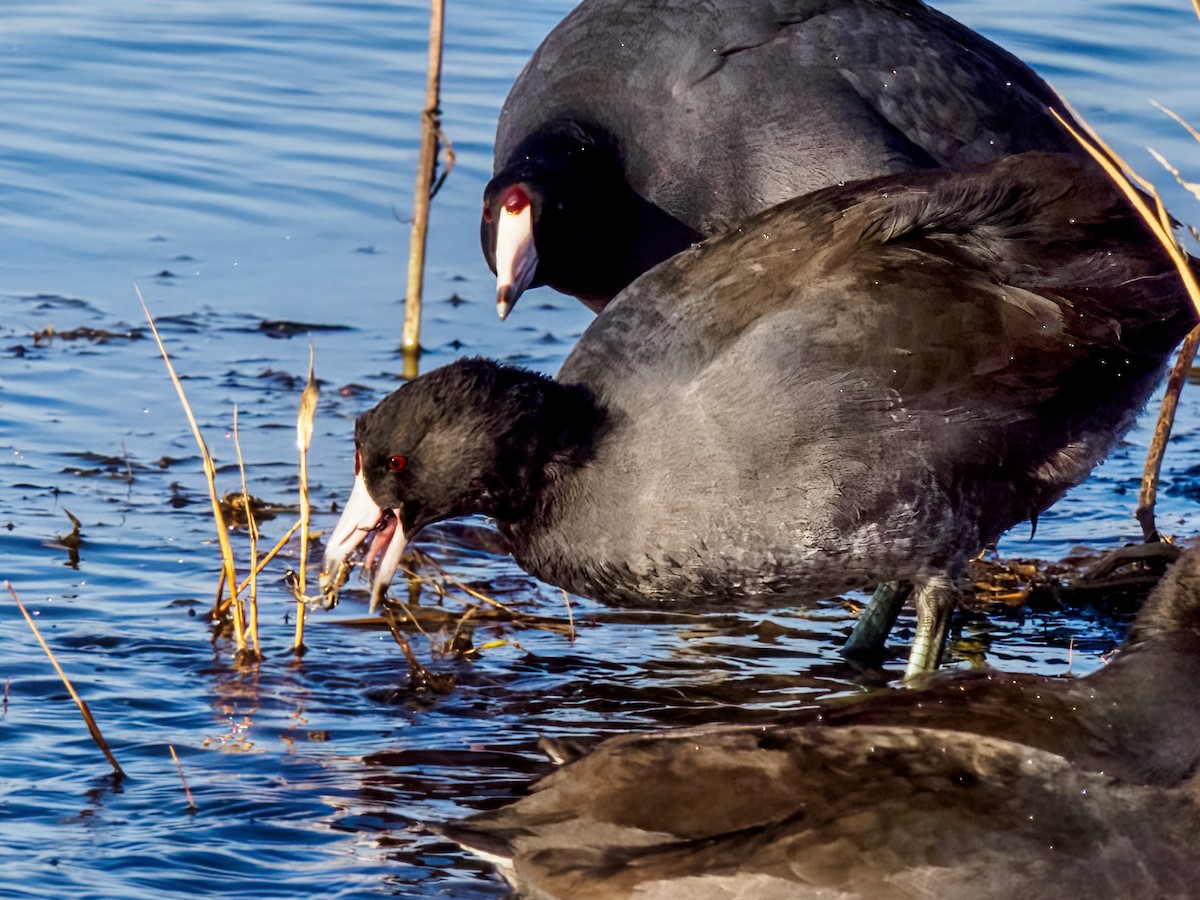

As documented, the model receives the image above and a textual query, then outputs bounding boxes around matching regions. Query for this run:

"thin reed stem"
[401,0,447,377]
[169,745,198,810]
[238,520,302,594]
[232,406,261,659]
[139,287,246,651]
[294,346,319,653]
[7,581,125,778]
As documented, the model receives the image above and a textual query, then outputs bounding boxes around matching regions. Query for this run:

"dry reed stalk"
[231,406,262,660]
[1052,109,1200,541]
[1137,326,1200,541]
[410,550,514,612]
[168,744,198,810]
[238,519,302,595]
[6,581,125,778]
[293,347,319,653]
[1051,113,1200,304]
[383,610,456,692]
[401,0,447,378]
[381,578,437,644]
[393,555,577,638]
[560,588,576,642]
[139,288,247,651]
[445,605,478,654]
[1149,146,1200,204]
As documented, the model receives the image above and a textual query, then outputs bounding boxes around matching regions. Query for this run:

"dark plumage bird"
[482,0,1087,319]
[438,544,1200,900]
[323,152,1194,674]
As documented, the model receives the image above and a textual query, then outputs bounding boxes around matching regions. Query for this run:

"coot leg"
[843,581,912,664]
[905,578,959,680]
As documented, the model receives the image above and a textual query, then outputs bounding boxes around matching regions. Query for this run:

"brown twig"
[1137,326,1200,541]
[383,610,456,692]
[430,123,456,200]
[401,0,447,377]
[410,550,513,612]
[7,581,125,778]
[169,744,198,810]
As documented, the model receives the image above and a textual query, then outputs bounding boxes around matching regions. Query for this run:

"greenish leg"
[904,578,958,682]
[843,581,913,662]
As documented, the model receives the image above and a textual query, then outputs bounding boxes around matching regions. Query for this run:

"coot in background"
[439,543,1200,900]
[324,151,1194,674]
[482,0,1087,318]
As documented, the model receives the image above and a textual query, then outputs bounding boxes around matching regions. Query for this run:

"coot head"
[482,123,701,318]
[321,359,602,608]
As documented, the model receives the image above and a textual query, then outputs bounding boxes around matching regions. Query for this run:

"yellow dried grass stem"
[293,346,319,653]
[1051,111,1200,309]
[6,581,125,778]
[139,288,246,651]
[1153,101,1200,147]
[238,519,302,595]
[410,550,512,613]
[232,406,261,659]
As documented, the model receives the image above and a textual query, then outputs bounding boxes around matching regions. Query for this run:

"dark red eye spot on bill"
[388,454,407,471]
[502,186,530,216]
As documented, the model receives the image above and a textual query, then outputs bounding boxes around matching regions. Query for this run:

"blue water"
[1,1,1198,896]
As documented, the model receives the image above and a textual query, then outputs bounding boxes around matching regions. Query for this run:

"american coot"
[483,0,1086,319]
[322,152,1194,673]
[438,544,1200,900]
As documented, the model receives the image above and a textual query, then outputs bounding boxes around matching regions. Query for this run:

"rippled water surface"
[2,1,1199,897]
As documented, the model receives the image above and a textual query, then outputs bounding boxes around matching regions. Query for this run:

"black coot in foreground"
[439,544,1200,900]
[324,152,1194,674]
[482,0,1087,318]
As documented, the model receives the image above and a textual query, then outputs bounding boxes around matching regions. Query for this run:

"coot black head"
[482,123,702,318]
[484,0,1087,315]
[324,359,603,609]
[439,546,1200,899]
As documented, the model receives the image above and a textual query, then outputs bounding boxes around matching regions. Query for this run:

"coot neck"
[483,372,606,526]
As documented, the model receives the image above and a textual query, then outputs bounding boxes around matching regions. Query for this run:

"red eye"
[388,454,406,471]
[502,186,530,215]
[354,449,361,476]
[482,202,494,223]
